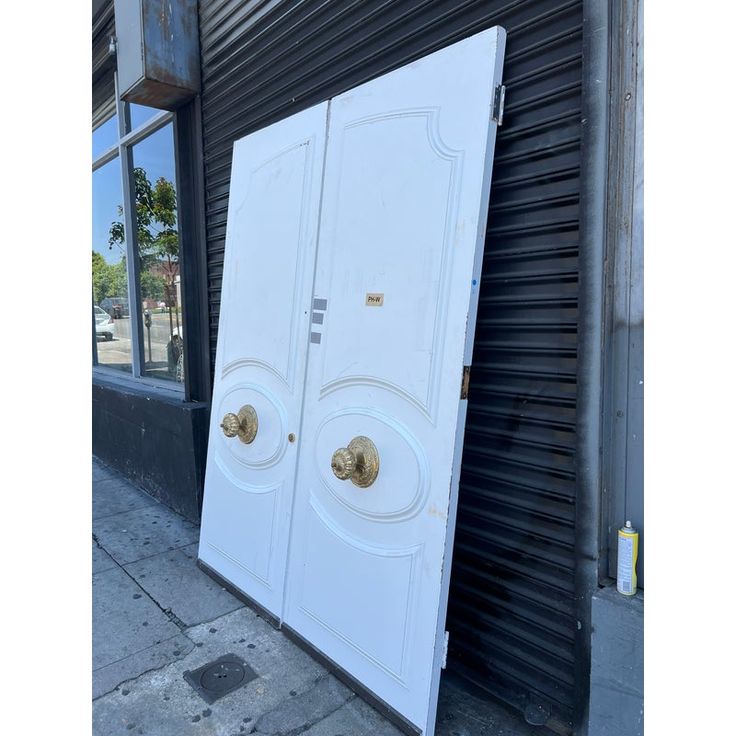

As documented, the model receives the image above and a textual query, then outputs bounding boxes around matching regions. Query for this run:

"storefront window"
[131,124,184,382]
[129,103,160,131]
[92,81,185,389]
[93,156,132,373]
[93,113,118,159]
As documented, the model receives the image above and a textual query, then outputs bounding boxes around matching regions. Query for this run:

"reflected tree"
[108,167,180,337]
[92,251,127,305]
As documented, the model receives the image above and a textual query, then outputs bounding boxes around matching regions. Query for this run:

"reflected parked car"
[100,297,129,318]
[94,306,116,341]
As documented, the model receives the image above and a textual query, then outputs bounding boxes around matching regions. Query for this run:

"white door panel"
[199,27,506,734]
[198,102,329,619]
[284,28,506,734]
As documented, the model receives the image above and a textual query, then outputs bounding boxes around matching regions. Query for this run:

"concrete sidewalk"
[92,458,538,736]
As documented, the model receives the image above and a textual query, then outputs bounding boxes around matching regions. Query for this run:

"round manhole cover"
[199,661,246,693]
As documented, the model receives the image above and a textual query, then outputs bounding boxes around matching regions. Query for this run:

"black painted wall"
[92,379,210,522]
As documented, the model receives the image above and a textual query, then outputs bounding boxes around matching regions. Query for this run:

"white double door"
[199,27,506,735]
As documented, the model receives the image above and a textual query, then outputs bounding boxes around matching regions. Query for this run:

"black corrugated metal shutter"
[199,1,582,732]
[92,0,116,126]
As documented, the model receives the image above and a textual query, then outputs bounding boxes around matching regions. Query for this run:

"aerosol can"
[616,521,639,595]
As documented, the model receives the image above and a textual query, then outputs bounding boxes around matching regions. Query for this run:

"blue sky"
[92,115,177,265]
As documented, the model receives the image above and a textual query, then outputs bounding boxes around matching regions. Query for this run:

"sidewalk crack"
[92,633,194,701]
[118,562,189,631]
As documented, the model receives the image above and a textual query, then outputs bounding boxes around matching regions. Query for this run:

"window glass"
[92,114,118,160]
[129,103,161,131]
[93,157,132,373]
[131,123,184,382]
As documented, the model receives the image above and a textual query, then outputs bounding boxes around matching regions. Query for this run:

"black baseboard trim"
[196,558,280,630]
[280,623,422,736]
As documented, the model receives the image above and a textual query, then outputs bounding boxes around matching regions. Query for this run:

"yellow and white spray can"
[616,521,639,595]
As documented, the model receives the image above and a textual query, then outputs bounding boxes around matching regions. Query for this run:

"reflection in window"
[129,103,161,131]
[92,114,118,159]
[129,124,183,382]
[93,157,132,373]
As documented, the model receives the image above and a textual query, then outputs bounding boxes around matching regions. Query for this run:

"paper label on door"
[365,293,385,306]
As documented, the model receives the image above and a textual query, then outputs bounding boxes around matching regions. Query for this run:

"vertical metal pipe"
[575,0,611,732]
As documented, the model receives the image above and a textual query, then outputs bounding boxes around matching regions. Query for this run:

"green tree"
[109,168,179,268]
[140,271,166,301]
[92,251,127,305]
[109,168,180,335]
[108,260,128,299]
[92,251,108,304]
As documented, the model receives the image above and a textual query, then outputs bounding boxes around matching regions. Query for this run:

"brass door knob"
[331,436,379,488]
[220,405,258,444]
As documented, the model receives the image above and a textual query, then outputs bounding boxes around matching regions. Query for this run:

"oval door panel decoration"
[218,383,288,469]
[315,408,429,522]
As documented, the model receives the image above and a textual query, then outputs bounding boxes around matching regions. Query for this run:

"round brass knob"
[330,436,379,488]
[220,404,258,444]
[220,413,241,437]
[331,448,356,480]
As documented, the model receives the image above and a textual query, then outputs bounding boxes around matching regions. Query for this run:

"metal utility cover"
[113,0,200,109]
[183,654,257,704]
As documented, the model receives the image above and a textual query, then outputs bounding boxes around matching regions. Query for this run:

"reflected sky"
[92,114,118,159]
[130,103,160,130]
[92,122,176,265]
[93,157,124,264]
[132,123,176,196]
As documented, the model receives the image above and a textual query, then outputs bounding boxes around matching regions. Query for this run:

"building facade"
[91,1,643,733]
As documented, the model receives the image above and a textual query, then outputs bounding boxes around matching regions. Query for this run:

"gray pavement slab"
[299,696,404,736]
[93,476,157,521]
[93,460,117,483]
[253,674,352,735]
[94,504,199,565]
[123,544,244,627]
[92,606,328,736]
[93,566,181,672]
[91,460,537,736]
[94,632,195,701]
[93,541,118,575]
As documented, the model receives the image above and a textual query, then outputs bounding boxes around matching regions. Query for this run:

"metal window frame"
[92,72,182,390]
[117,88,145,378]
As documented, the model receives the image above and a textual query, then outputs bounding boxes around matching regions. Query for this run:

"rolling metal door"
[199,1,583,732]
[92,0,116,126]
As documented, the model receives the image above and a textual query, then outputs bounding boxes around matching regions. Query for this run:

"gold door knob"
[220,405,258,444]
[331,448,356,480]
[331,436,379,488]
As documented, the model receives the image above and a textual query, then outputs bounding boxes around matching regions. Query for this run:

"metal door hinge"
[461,366,471,400]
[442,631,449,669]
[492,84,506,126]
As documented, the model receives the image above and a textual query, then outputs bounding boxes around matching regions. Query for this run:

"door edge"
[281,622,423,736]
[197,558,282,629]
